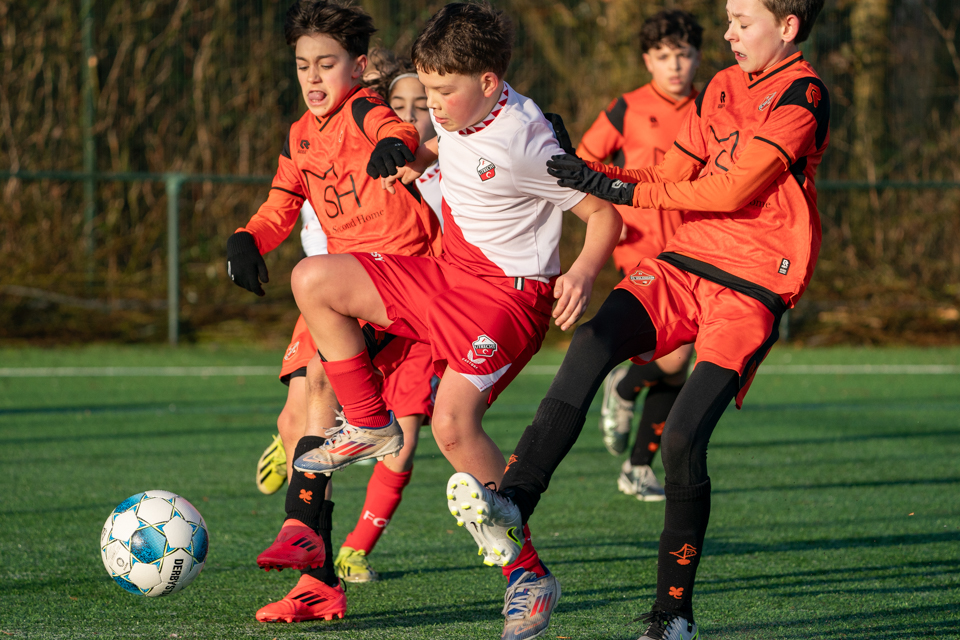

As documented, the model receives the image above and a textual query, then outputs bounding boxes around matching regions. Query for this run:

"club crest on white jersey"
[477,158,496,182]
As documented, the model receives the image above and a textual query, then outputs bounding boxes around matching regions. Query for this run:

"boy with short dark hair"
[225,0,442,624]
[578,9,703,502]
[289,4,621,637]
[453,0,829,637]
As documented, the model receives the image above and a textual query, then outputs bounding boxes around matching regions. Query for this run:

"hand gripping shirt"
[433,83,587,283]
[594,52,830,312]
[240,86,441,258]
[578,82,698,272]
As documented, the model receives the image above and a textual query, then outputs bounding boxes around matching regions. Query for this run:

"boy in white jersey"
[288,5,620,637]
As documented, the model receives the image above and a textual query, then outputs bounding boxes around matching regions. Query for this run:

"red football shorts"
[352,253,553,404]
[615,257,781,408]
[279,314,434,417]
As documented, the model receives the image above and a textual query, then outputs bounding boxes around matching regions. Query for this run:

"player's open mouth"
[733,50,747,61]
[308,91,326,106]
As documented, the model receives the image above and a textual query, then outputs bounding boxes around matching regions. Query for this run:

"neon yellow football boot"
[334,546,379,583]
[256,434,287,495]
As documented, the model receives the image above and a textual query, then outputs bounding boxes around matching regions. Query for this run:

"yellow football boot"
[256,434,287,495]
[334,546,379,583]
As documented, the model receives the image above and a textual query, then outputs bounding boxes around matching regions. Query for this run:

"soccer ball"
[100,490,208,597]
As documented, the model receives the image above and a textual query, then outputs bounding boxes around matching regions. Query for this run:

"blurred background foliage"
[1,0,959,346]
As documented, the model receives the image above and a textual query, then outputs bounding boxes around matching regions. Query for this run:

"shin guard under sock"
[616,361,666,402]
[502,524,546,578]
[321,350,390,428]
[284,436,330,529]
[501,398,586,524]
[655,479,711,622]
[303,500,339,587]
[630,381,684,467]
[343,462,412,553]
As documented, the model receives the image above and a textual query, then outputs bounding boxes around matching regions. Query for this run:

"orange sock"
[502,524,546,577]
[343,462,412,553]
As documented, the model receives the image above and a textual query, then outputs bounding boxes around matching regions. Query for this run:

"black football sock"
[501,290,657,523]
[303,500,339,587]
[284,436,329,529]
[655,480,710,623]
[630,381,684,467]
[616,361,665,402]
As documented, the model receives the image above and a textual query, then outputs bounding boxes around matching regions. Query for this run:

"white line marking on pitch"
[0,364,957,378]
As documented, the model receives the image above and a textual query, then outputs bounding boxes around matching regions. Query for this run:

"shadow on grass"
[713,476,960,494]
[707,603,960,639]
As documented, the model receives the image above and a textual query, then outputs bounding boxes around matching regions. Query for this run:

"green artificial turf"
[0,345,958,639]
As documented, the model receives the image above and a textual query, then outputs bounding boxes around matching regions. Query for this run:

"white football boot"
[618,461,666,502]
[446,472,523,566]
[294,411,403,476]
[636,609,698,640]
[501,567,561,640]
[599,367,635,455]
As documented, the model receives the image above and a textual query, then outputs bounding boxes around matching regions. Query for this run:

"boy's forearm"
[410,139,439,174]
[569,198,622,279]
[632,143,786,212]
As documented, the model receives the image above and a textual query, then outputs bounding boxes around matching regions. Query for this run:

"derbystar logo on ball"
[471,335,498,358]
[477,158,496,182]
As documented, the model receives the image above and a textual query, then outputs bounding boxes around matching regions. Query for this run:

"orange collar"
[744,51,804,90]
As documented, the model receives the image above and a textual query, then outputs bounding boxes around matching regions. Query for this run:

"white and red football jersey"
[299,200,329,257]
[432,83,586,283]
[416,161,444,231]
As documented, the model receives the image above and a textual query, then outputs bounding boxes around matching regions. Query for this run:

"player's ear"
[781,14,801,44]
[353,54,368,80]
[642,52,654,75]
[480,71,500,98]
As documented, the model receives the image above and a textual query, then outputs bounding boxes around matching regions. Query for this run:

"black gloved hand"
[543,112,576,155]
[546,153,636,206]
[366,137,416,178]
[226,231,269,296]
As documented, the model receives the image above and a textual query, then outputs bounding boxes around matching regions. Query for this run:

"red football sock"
[502,524,546,578]
[321,350,391,428]
[343,462,413,553]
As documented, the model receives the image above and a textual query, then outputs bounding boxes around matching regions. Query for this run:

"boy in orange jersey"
[578,10,703,502]
[225,0,441,624]
[289,5,621,638]
[474,0,830,637]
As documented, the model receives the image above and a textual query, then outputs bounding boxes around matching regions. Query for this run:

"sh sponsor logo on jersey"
[477,158,496,182]
[758,91,778,111]
[629,270,656,287]
[464,334,498,367]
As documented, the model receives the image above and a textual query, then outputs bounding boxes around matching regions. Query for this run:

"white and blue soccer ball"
[100,490,208,597]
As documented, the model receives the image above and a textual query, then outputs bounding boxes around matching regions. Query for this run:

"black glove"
[366,137,416,178]
[226,231,269,296]
[543,112,576,155]
[546,153,636,206]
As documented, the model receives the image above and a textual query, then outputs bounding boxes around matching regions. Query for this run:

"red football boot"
[255,574,347,623]
[256,520,325,571]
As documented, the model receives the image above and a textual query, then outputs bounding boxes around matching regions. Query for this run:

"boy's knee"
[277,405,302,442]
[291,258,328,300]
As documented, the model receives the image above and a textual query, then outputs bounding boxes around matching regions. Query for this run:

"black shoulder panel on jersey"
[281,128,292,159]
[352,96,390,144]
[694,75,714,117]
[773,77,830,149]
[604,97,627,135]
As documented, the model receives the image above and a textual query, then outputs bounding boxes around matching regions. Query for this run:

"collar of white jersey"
[458,84,511,136]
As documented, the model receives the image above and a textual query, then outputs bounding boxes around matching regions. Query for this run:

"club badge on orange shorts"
[284,341,300,361]
[629,270,656,287]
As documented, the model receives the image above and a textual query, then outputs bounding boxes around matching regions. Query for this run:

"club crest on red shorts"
[471,335,498,358]
[284,341,300,361]
[629,270,656,287]
[477,158,496,182]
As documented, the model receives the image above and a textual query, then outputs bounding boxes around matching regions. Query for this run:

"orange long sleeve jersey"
[577,83,698,273]
[239,86,441,258]
[591,52,830,310]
